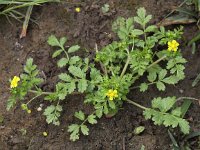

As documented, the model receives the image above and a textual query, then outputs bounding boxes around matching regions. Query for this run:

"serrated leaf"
[68,45,80,53]
[68,66,85,78]
[178,119,190,134]
[68,124,79,132]
[78,79,87,93]
[131,29,144,36]
[156,81,165,91]
[75,111,85,121]
[143,109,152,119]
[69,56,80,65]
[60,37,67,46]
[96,108,103,118]
[43,105,62,126]
[152,112,163,125]
[162,76,179,84]
[52,50,63,58]
[163,114,179,128]
[139,83,148,92]
[152,97,176,112]
[159,69,167,80]
[145,25,157,32]
[81,125,89,135]
[47,35,60,46]
[137,7,146,19]
[171,107,182,117]
[88,114,97,124]
[68,124,80,141]
[58,73,71,82]
[6,97,16,111]
[57,58,68,67]
[67,81,76,94]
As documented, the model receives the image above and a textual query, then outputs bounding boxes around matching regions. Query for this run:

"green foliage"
[143,97,190,134]
[7,58,43,110]
[7,7,190,143]
[43,105,62,126]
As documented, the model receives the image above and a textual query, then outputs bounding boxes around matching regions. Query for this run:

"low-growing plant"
[7,7,191,141]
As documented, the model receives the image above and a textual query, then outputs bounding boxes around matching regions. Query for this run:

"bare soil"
[0,0,200,150]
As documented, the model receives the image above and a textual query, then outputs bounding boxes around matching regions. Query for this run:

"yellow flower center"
[10,76,20,88]
[75,7,81,13]
[106,89,118,101]
[167,40,179,52]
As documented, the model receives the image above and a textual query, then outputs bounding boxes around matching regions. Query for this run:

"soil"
[0,0,200,150]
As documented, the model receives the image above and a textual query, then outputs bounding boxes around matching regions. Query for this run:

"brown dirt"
[0,0,200,150]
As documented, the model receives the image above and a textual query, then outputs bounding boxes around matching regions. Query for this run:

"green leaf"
[67,81,76,94]
[59,37,67,46]
[69,56,80,65]
[155,97,175,111]
[68,124,80,141]
[159,69,167,80]
[137,7,146,20]
[88,114,97,124]
[68,124,79,132]
[6,97,16,111]
[52,50,63,58]
[68,45,80,53]
[145,25,157,32]
[68,66,85,78]
[58,73,71,82]
[78,79,88,93]
[162,76,179,84]
[178,119,190,134]
[147,72,157,82]
[43,105,62,126]
[108,100,116,109]
[57,58,69,67]
[171,107,182,117]
[180,99,192,118]
[152,97,176,112]
[156,81,165,91]
[134,126,145,135]
[139,83,148,92]
[81,125,89,135]
[131,29,144,36]
[74,111,85,121]
[95,108,103,118]
[47,35,60,46]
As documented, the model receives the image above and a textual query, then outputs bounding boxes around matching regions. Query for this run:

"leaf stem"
[147,55,167,69]
[120,56,130,78]
[126,99,147,110]
[29,90,53,95]
[26,94,42,105]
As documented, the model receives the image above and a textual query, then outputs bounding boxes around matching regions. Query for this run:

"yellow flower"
[106,89,118,101]
[10,76,20,88]
[75,7,81,13]
[168,40,179,52]
[43,132,48,137]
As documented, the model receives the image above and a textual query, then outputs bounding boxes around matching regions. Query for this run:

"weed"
[7,7,194,142]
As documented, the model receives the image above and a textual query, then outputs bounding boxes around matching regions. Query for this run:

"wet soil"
[0,0,200,150]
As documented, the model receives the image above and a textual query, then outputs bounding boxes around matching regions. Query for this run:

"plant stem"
[126,99,147,110]
[26,94,42,105]
[147,55,167,69]
[120,56,130,78]
[29,90,53,95]
[177,97,199,102]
